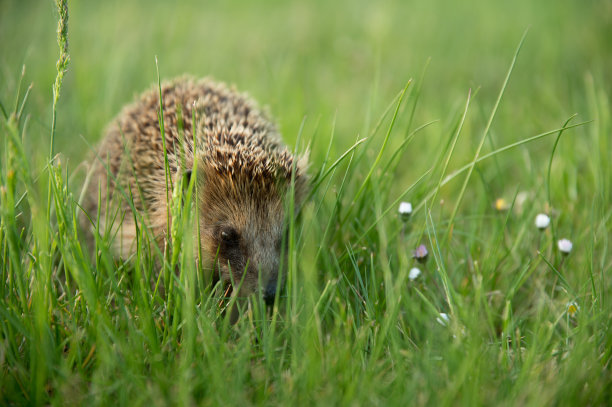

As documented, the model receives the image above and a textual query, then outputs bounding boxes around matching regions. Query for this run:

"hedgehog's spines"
[87,76,308,263]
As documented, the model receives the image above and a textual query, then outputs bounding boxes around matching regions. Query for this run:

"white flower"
[398,202,413,218]
[408,267,421,280]
[558,238,573,254]
[436,313,450,326]
[566,301,579,316]
[535,213,550,230]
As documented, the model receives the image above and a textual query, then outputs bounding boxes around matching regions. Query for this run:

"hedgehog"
[84,77,308,305]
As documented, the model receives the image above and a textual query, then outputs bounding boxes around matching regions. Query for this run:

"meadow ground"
[1,0,611,405]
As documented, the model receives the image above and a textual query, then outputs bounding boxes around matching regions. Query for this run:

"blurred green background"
[0,0,610,222]
[2,0,610,163]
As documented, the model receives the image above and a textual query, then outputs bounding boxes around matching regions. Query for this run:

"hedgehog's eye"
[219,227,240,248]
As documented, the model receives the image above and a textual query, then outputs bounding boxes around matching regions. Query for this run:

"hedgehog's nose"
[263,282,276,306]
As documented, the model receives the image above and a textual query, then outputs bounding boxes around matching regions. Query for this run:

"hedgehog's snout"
[210,222,284,303]
[263,280,277,306]
[252,247,281,306]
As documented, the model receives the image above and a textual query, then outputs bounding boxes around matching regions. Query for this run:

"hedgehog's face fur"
[195,146,307,304]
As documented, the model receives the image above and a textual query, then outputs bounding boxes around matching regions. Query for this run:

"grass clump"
[1,0,611,405]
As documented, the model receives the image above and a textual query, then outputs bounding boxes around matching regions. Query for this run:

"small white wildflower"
[566,301,579,316]
[535,213,550,230]
[558,238,573,254]
[408,267,421,281]
[436,313,450,326]
[398,202,413,219]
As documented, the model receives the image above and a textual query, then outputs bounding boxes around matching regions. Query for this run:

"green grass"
[1,0,611,405]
